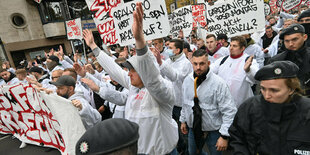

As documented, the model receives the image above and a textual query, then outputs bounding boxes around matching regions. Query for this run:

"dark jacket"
[229,95,310,155]
[269,45,310,96]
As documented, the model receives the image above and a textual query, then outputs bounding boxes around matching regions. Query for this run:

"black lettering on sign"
[148,5,165,19]
[117,18,130,30]
[120,29,133,42]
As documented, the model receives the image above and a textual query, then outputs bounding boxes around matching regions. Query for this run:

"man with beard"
[297,8,310,46]
[50,75,101,129]
[181,49,236,154]
[269,24,310,96]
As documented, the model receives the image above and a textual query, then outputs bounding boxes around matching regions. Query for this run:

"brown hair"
[231,36,247,48]
[64,68,77,81]
[15,69,27,76]
[285,77,305,97]
[206,34,216,40]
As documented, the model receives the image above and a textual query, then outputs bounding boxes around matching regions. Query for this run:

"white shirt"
[211,53,259,107]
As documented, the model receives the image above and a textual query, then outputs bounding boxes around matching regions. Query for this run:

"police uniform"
[229,61,310,155]
[269,24,310,97]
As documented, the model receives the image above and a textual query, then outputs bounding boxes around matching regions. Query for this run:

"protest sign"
[85,0,124,45]
[206,0,265,37]
[66,18,83,40]
[192,4,207,28]
[111,0,170,46]
[282,0,302,11]
[264,3,271,15]
[169,5,193,38]
[0,84,86,155]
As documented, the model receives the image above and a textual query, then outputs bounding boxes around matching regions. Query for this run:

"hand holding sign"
[133,2,146,49]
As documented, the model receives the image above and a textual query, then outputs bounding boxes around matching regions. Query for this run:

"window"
[38,0,64,24]
[68,0,92,20]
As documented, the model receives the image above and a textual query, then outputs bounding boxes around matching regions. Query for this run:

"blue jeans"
[188,128,222,155]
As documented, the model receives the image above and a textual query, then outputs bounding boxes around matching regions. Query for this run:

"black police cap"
[279,24,305,40]
[254,61,299,81]
[298,8,310,22]
[76,118,139,155]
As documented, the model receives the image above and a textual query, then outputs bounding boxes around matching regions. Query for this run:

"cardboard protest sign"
[66,18,83,40]
[206,0,265,37]
[169,5,193,38]
[111,0,170,46]
[0,84,86,155]
[192,4,207,28]
[85,0,124,45]
[282,0,302,11]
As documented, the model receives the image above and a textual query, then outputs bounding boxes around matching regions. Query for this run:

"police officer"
[269,24,310,96]
[229,61,310,154]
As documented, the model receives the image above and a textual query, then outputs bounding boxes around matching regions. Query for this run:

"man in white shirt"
[211,36,259,107]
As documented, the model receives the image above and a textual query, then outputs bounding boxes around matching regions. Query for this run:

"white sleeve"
[160,59,192,82]
[98,84,128,106]
[78,98,102,129]
[136,46,175,106]
[93,47,131,90]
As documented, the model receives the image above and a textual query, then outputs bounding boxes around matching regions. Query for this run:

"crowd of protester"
[1,3,310,155]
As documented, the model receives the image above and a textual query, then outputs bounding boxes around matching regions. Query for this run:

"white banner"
[206,0,265,37]
[169,5,193,38]
[85,0,124,45]
[66,18,83,40]
[0,84,86,155]
[111,0,170,46]
[282,0,302,11]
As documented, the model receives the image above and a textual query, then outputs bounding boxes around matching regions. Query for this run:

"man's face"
[299,17,310,24]
[206,37,217,52]
[283,33,307,51]
[192,55,209,76]
[269,18,276,26]
[52,72,62,82]
[56,86,71,99]
[196,40,205,49]
[152,40,164,51]
[169,42,180,55]
[260,79,293,104]
[128,69,143,88]
[94,64,103,73]
[0,71,10,81]
[229,41,245,56]
[283,20,293,29]
[16,74,26,81]
[265,28,273,38]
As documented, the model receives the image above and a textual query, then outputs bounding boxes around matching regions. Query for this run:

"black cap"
[279,24,305,39]
[298,8,310,22]
[29,66,43,74]
[48,55,60,64]
[50,75,76,86]
[75,118,139,155]
[183,42,192,52]
[254,61,299,81]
